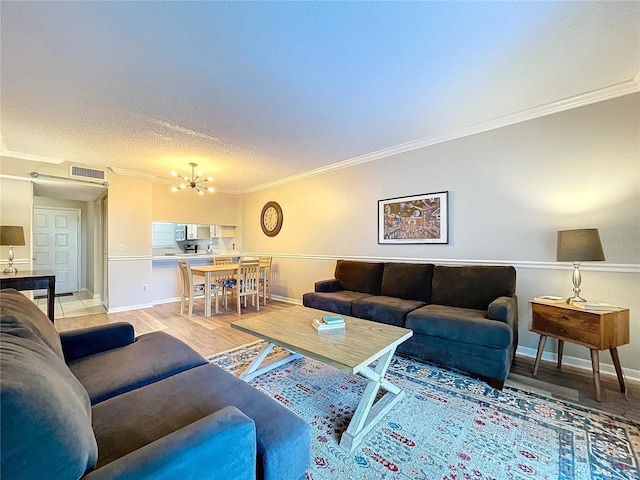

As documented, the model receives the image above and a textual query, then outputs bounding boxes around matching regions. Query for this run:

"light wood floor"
[54,299,640,424]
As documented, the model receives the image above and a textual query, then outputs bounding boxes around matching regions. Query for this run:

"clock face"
[261,201,283,237]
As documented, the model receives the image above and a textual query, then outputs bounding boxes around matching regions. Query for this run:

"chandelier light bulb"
[170,162,215,193]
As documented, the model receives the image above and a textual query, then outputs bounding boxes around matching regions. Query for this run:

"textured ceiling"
[1,1,638,194]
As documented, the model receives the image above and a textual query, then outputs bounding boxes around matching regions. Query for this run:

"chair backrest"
[259,256,272,268]
[214,256,233,265]
[238,259,260,293]
[178,260,194,295]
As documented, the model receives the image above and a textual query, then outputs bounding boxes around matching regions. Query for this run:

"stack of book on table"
[312,315,345,331]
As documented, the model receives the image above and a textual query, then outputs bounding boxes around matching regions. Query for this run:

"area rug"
[208,341,640,480]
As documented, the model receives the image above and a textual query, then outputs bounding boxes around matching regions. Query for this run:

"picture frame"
[378,191,448,244]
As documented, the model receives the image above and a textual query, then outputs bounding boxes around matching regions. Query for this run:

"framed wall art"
[378,191,448,244]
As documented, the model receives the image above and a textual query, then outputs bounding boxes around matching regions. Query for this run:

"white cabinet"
[186,224,198,240]
[210,225,235,238]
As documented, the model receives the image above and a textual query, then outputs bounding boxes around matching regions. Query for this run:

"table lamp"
[1,225,26,274]
[556,228,605,303]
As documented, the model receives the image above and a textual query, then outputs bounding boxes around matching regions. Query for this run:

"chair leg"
[237,292,241,315]
[188,297,194,318]
[180,297,185,314]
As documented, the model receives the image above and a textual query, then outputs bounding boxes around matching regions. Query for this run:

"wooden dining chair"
[258,256,272,304]
[178,260,219,317]
[213,256,234,307]
[226,258,261,315]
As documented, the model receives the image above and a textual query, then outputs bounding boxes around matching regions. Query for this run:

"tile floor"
[34,291,106,320]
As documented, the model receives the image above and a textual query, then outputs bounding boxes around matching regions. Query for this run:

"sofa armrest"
[60,322,135,362]
[487,296,518,326]
[315,279,341,292]
[83,406,256,480]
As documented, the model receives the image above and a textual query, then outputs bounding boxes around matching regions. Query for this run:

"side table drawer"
[531,304,600,347]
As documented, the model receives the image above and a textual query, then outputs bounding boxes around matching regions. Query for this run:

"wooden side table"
[0,270,56,323]
[530,300,629,402]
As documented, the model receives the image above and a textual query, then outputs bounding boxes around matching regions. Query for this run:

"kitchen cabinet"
[186,224,198,240]
[210,225,235,238]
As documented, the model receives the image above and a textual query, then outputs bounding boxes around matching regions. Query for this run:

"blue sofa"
[303,260,518,388]
[1,288,310,480]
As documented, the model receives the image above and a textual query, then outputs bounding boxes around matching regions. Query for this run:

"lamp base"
[3,266,19,274]
[567,295,586,304]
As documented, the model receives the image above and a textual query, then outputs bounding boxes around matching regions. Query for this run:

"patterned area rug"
[208,341,640,480]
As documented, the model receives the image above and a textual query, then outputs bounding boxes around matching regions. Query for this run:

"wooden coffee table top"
[231,305,412,375]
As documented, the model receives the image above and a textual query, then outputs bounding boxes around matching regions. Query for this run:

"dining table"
[190,263,239,317]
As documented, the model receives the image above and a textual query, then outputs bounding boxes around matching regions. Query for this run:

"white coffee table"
[231,305,413,452]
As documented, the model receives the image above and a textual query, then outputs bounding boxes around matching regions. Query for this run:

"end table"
[530,300,629,402]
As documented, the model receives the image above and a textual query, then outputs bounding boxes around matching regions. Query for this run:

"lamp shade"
[556,228,605,262]
[0,226,25,246]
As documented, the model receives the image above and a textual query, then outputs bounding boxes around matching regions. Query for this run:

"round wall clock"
[260,201,283,237]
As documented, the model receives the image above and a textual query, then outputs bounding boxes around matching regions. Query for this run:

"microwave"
[175,224,186,241]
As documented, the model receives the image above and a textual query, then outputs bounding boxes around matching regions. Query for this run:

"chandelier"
[171,163,214,195]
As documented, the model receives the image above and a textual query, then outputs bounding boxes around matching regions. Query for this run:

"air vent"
[69,165,106,180]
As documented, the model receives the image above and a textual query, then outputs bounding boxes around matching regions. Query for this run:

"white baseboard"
[516,345,640,383]
[107,302,154,313]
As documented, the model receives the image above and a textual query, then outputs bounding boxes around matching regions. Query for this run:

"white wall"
[242,93,640,377]
[0,176,33,270]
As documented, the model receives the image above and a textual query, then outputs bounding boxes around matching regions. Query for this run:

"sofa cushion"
[406,304,512,349]
[302,290,372,316]
[0,317,98,480]
[68,331,208,404]
[352,296,426,327]
[0,288,64,359]
[335,260,384,295]
[381,262,434,302]
[92,363,311,480]
[430,266,516,310]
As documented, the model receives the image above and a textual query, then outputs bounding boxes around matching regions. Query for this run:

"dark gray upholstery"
[381,262,434,302]
[67,330,208,404]
[335,260,384,294]
[1,288,310,480]
[0,288,64,358]
[302,289,372,315]
[303,261,518,386]
[406,304,512,348]
[430,265,516,310]
[92,364,311,480]
[0,313,98,480]
[352,296,426,327]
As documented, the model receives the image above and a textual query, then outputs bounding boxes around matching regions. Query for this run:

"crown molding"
[245,78,640,193]
[108,166,158,180]
[0,150,65,164]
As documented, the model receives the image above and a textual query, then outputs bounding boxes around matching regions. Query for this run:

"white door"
[33,208,80,294]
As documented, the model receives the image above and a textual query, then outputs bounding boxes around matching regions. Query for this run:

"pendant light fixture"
[171,163,214,195]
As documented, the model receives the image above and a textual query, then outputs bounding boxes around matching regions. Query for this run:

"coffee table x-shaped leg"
[238,341,404,453]
[339,347,404,452]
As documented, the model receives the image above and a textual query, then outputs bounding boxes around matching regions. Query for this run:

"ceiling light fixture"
[171,163,214,195]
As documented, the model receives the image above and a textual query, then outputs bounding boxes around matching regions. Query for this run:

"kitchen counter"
[152,253,239,261]
[150,253,241,303]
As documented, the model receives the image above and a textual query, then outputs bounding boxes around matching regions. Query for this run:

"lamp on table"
[556,228,605,303]
[1,225,26,274]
